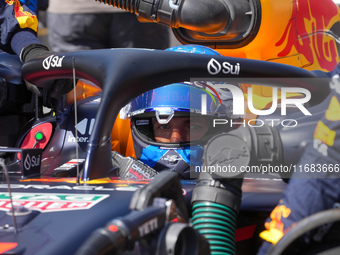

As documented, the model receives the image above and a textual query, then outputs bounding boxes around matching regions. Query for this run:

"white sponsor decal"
[138,218,158,237]
[43,55,65,70]
[0,193,109,212]
[54,159,85,171]
[24,153,41,171]
[67,118,95,143]
[131,163,151,179]
[207,58,240,75]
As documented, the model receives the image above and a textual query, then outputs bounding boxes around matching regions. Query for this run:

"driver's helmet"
[124,45,235,179]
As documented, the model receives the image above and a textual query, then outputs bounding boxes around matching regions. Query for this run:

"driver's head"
[124,45,234,179]
[126,83,220,179]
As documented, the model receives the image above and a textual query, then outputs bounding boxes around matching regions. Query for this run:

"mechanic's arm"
[0,1,73,98]
[0,0,50,62]
[257,68,340,254]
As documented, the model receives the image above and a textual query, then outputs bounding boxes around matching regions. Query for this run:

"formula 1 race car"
[0,46,335,255]
[1,0,340,254]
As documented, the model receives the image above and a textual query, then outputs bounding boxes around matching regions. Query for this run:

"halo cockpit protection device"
[122,44,237,179]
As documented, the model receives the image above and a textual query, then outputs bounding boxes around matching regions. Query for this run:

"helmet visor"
[128,83,220,117]
[128,83,233,145]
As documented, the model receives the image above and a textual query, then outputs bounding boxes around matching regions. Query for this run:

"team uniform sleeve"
[0,0,39,54]
[257,70,340,254]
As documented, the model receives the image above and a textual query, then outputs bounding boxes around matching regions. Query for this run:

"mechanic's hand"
[21,43,74,99]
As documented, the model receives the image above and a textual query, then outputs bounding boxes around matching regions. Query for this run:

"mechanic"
[123,44,236,179]
[0,0,48,61]
[257,65,340,254]
[0,0,72,98]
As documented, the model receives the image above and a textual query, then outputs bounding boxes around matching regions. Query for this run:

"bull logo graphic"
[277,0,340,71]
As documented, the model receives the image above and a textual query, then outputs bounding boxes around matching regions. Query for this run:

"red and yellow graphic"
[218,0,340,71]
[314,120,336,146]
[216,0,340,124]
[20,177,150,185]
[5,0,38,32]
[260,204,291,244]
[276,0,340,71]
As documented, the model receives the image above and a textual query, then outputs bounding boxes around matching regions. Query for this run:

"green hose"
[192,202,237,255]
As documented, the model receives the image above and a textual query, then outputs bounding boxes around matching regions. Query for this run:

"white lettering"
[207,58,240,75]
[213,119,228,127]
[43,55,65,70]
[213,118,299,128]
[46,202,66,209]
[222,62,240,75]
[47,185,72,190]
[65,196,96,201]
[248,87,277,116]
[68,202,89,208]
[24,154,41,171]
[281,88,311,115]
[131,164,150,179]
[201,85,311,116]
[67,136,89,143]
[23,185,50,189]
[138,218,158,237]
[281,119,298,127]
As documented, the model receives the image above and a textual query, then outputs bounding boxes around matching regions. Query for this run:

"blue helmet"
[126,45,234,179]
